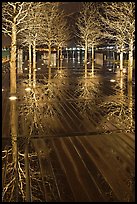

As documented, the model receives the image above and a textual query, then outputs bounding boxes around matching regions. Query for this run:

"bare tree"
[99,2,135,82]
[18,2,46,87]
[41,3,60,68]
[75,2,103,77]
[54,11,71,61]
[2,2,32,95]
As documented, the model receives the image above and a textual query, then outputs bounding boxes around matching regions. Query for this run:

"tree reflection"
[19,67,67,137]
[2,100,25,202]
[76,76,100,113]
[2,80,63,201]
[84,63,88,78]
[99,76,135,132]
[127,83,134,128]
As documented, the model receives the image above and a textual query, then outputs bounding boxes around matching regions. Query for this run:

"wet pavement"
[2,56,135,202]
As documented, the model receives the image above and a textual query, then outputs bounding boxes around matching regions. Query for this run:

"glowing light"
[9,96,17,100]
[2,88,4,92]
[25,87,31,91]
[123,68,126,73]
[108,68,112,71]
[110,79,115,82]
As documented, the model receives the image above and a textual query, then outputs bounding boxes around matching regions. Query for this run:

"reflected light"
[37,67,41,70]
[25,87,31,92]
[2,88,4,92]
[110,79,116,82]
[24,67,28,70]
[108,68,112,71]
[123,68,126,73]
[9,96,17,100]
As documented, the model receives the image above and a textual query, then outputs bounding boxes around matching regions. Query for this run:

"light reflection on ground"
[2,56,135,202]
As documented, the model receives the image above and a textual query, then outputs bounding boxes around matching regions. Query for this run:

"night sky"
[60,2,82,14]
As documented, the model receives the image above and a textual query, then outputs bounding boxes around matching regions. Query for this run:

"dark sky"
[60,2,82,14]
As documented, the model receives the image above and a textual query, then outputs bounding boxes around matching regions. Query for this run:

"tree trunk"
[84,40,88,78]
[48,45,51,80]
[92,44,94,62]
[10,22,17,95]
[33,40,36,88]
[84,40,88,65]
[78,51,80,62]
[57,57,60,69]
[29,43,32,86]
[48,45,51,67]
[60,46,63,60]
[91,44,94,76]
[57,46,60,60]
[17,49,23,74]
[128,38,133,83]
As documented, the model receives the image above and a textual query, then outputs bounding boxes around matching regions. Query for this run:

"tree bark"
[91,44,94,76]
[84,40,88,78]
[29,43,32,86]
[128,38,133,83]
[57,46,60,60]
[60,46,63,60]
[48,45,51,67]
[10,22,17,95]
[33,40,36,88]
[84,40,88,65]
[92,44,94,62]
[17,49,23,74]
[48,45,51,80]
